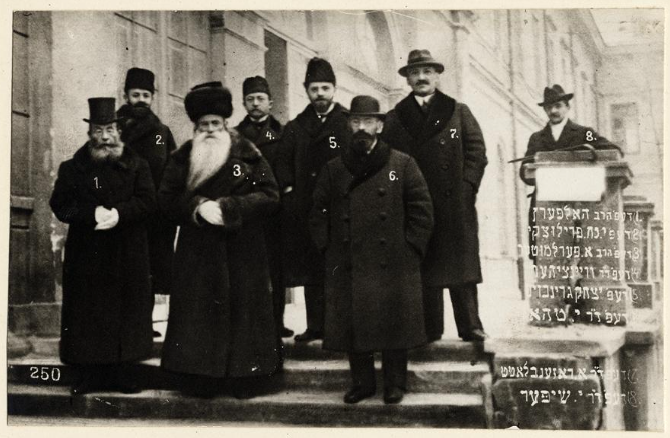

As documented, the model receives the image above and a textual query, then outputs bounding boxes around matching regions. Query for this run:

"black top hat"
[243,76,271,98]
[83,98,119,125]
[184,81,233,122]
[348,95,385,119]
[398,49,445,77]
[538,84,574,106]
[304,57,336,87]
[124,67,155,93]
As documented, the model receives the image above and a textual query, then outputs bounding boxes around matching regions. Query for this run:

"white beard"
[187,129,232,191]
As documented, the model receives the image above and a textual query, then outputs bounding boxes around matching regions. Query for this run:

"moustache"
[352,131,375,141]
[415,80,429,86]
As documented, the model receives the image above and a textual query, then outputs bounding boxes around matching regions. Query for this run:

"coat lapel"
[395,90,456,144]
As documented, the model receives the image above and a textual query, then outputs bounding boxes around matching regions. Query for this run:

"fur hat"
[243,76,271,98]
[304,57,336,87]
[124,67,155,93]
[184,81,233,122]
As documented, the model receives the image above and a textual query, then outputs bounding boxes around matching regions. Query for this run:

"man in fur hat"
[235,76,293,339]
[159,82,281,399]
[50,97,156,395]
[310,95,434,404]
[275,57,352,343]
[382,49,488,343]
[117,67,177,337]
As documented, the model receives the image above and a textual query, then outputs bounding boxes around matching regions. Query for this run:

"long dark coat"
[521,119,620,260]
[310,143,434,352]
[274,103,352,286]
[158,131,281,378]
[49,145,156,365]
[117,105,177,295]
[382,90,487,286]
[235,115,284,292]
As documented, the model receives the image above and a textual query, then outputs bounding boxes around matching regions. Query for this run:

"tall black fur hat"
[184,81,233,122]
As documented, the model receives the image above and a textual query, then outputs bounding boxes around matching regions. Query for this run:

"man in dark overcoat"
[274,57,352,343]
[116,67,177,337]
[50,97,156,395]
[234,75,292,338]
[310,96,434,404]
[382,49,489,342]
[520,84,620,261]
[159,82,280,399]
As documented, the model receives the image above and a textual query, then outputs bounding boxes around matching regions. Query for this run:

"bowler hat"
[538,84,574,107]
[124,67,155,93]
[348,95,385,119]
[398,49,445,77]
[304,57,336,87]
[243,76,272,98]
[184,81,233,122]
[83,98,119,125]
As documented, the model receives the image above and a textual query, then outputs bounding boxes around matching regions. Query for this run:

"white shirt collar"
[550,117,569,141]
[414,93,435,106]
[366,138,378,154]
[250,114,269,124]
[315,102,336,118]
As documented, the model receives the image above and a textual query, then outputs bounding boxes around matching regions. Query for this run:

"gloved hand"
[198,200,224,226]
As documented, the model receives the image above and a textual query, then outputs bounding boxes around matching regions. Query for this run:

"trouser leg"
[381,349,408,391]
[304,283,325,333]
[422,284,444,342]
[448,283,483,337]
[347,351,376,390]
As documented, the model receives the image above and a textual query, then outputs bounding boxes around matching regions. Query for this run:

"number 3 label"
[233,164,242,177]
[329,136,338,149]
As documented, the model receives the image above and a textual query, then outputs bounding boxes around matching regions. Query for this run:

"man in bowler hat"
[275,57,352,343]
[50,97,156,395]
[382,49,489,343]
[235,76,293,339]
[117,67,177,337]
[520,84,620,261]
[310,95,434,404]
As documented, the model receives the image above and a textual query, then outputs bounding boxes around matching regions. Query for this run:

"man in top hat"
[520,84,620,261]
[50,97,156,395]
[382,49,489,343]
[275,57,352,343]
[117,67,177,337]
[310,95,434,404]
[235,76,293,339]
[159,82,280,399]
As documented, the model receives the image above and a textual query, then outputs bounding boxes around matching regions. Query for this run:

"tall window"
[610,103,640,154]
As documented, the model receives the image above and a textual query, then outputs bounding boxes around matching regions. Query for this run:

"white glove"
[198,200,224,226]
[95,208,119,230]
[95,206,114,224]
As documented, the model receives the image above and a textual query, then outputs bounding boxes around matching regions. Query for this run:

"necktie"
[421,100,430,115]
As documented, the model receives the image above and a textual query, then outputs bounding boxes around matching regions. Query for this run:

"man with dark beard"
[234,76,292,339]
[274,57,352,343]
[310,96,434,404]
[159,82,280,399]
[50,97,156,395]
[117,68,177,337]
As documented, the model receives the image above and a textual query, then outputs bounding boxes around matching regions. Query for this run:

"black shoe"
[383,387,404,404]
[116,380,142,394]
[232,386,256,400]
[294,329,323,343]
[462,329,488,342]
[153,330,162,338]
[280,327,295,338]
[183,385,218,399]
[344,386,376,404]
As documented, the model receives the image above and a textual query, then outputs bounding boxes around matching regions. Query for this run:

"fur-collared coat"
[50,145,156,364]
[274,103,352,286]
[158,130,281,378]
[382,90,487,286]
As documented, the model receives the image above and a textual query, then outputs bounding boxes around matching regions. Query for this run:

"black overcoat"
[158,131,281,378]
[274,103,352,286]
[49,145,156,365]
[382,90,487,286]
[310,144,434,351]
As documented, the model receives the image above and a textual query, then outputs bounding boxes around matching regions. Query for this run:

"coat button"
[378,188,386,196]
[379,212,388,220]
[379,238,387,245]
[442,164,449,170]
[341,215,350,222]
[440,138,446,145]
[310,171,317,177]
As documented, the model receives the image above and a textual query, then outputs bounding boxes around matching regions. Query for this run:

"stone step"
[7,384,487,428]
[19,336,490,363]
[8,357,490,394]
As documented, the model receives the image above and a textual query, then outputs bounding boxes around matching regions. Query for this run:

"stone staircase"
[8,338,494,427]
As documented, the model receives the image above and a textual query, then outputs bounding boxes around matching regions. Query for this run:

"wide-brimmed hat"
[538,84,574,106]
[83,98,119,125]
[124,67,155,93]
[304,57,336,87]
[243,76,271,98]
[398,49,445,77]
[348,95,385,119]
[184,81,233,122]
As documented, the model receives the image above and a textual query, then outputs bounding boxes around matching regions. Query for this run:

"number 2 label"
[156,135,164,145]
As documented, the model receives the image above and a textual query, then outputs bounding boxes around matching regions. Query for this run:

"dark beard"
[312,99,332,114]
[350,131,375,155]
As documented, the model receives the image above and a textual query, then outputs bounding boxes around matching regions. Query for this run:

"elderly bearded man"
[159,82,281,399]
[50,97,156,395]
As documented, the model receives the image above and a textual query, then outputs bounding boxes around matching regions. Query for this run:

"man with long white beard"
[50,97,156,395]
[159,82,281,399]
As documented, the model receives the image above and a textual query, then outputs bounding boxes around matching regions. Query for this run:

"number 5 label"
[329,136,338,149]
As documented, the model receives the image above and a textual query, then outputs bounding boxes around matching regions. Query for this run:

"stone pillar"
[523,150,633,327]
[649,219,664,307]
